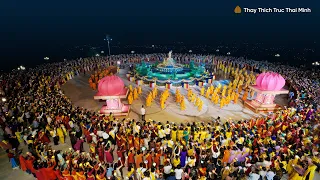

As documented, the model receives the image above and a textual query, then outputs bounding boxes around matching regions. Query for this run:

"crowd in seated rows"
[0,54,319,180]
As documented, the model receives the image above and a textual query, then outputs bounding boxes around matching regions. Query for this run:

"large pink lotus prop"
[244,72,288,113]
[94,75,130,116]
[97,75,127,96]
[256,72,285,91]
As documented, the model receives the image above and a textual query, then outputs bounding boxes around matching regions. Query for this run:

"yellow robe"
[171,130,177,142]
[177,130,183,141]
[303,164,317,180]
[57,127,65,144]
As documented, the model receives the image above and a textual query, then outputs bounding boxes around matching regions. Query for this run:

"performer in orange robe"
[145,152,152,168]
[128,150,135,166]
[135,151,143,168]
[222,147,231,165]
[134,136,140,151]
[128,135,134,149]
[242,90,248,101]
[234,93,239,104]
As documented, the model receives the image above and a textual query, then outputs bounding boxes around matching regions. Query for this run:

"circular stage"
[60,66,288,124]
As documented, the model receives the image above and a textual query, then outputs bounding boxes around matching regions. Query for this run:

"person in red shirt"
[19,154,27,172]
[35,169,46,180]
[40,158,57,180]
[54,166,64,180]
[116,145,126,165]
[25,153,36,175]
[87,166,96,180]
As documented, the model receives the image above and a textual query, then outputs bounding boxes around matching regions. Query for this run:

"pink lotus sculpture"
[256,72,285,91]
[94,75,130,116]
[97,75,126,96]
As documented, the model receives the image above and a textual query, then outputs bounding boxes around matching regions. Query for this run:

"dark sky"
[0,0,319,70]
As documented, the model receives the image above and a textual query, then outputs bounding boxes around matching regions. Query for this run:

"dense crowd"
[0,54,319,180]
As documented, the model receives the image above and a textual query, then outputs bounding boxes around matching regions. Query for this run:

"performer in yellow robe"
[238,84,243,94]
[204,89,209,99]
[220,98,225,108]
[303,163,317,180]
[200,87,205,96]
[234,93,239,104]
[221,87,227,97]
[211,93,215,103]
[57,127,65,144]
[133,88,138,100]
[242,90,249,101]
[177,129,184,141]
[128,92,133,104]
[138,86,142,95]
[171,128,177,142]
[287,157,299,176]
[214,95,219,105]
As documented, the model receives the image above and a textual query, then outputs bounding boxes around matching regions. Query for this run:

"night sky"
[0,0,319,70]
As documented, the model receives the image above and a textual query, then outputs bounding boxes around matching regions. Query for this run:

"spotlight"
[1,97,6,102]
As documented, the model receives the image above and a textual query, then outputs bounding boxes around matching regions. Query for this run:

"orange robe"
[135,154,143,168]
[222,149,231,163]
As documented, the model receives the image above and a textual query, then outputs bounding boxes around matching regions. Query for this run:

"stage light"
[152,45,155,48]
[18,65,25,70]
[131,51,135,54]
[189,50,192,53]
[44,57,49,60]
[101,51,104,54]
[216,49,220,52]
[312,61,319,66]
[227,52,231,55]
[117,61,120,65]
[95,54,100,57]
[1,97,6,102]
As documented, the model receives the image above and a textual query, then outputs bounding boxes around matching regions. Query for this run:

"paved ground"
[61,68,283,124]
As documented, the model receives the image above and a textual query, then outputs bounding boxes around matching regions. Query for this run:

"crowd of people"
[0,53,319,180]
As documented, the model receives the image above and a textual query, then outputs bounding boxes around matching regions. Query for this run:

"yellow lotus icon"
[234,6,242,14]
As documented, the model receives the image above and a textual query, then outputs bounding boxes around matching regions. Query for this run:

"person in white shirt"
[249,170,261,180]
[140,105,146,121]
[102,132,109,140]
[259,167,267,180]
[174,165,184,180]
[134,123,141,135]
[158,127,165,140]
[90,133,97,144]
[211,145,220,165]
[163,162,172,178]
[266,168,276,180]
[46,115,52,125]
[97,130,104,137]
[68,120,74,129]
[164,125,171,139]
